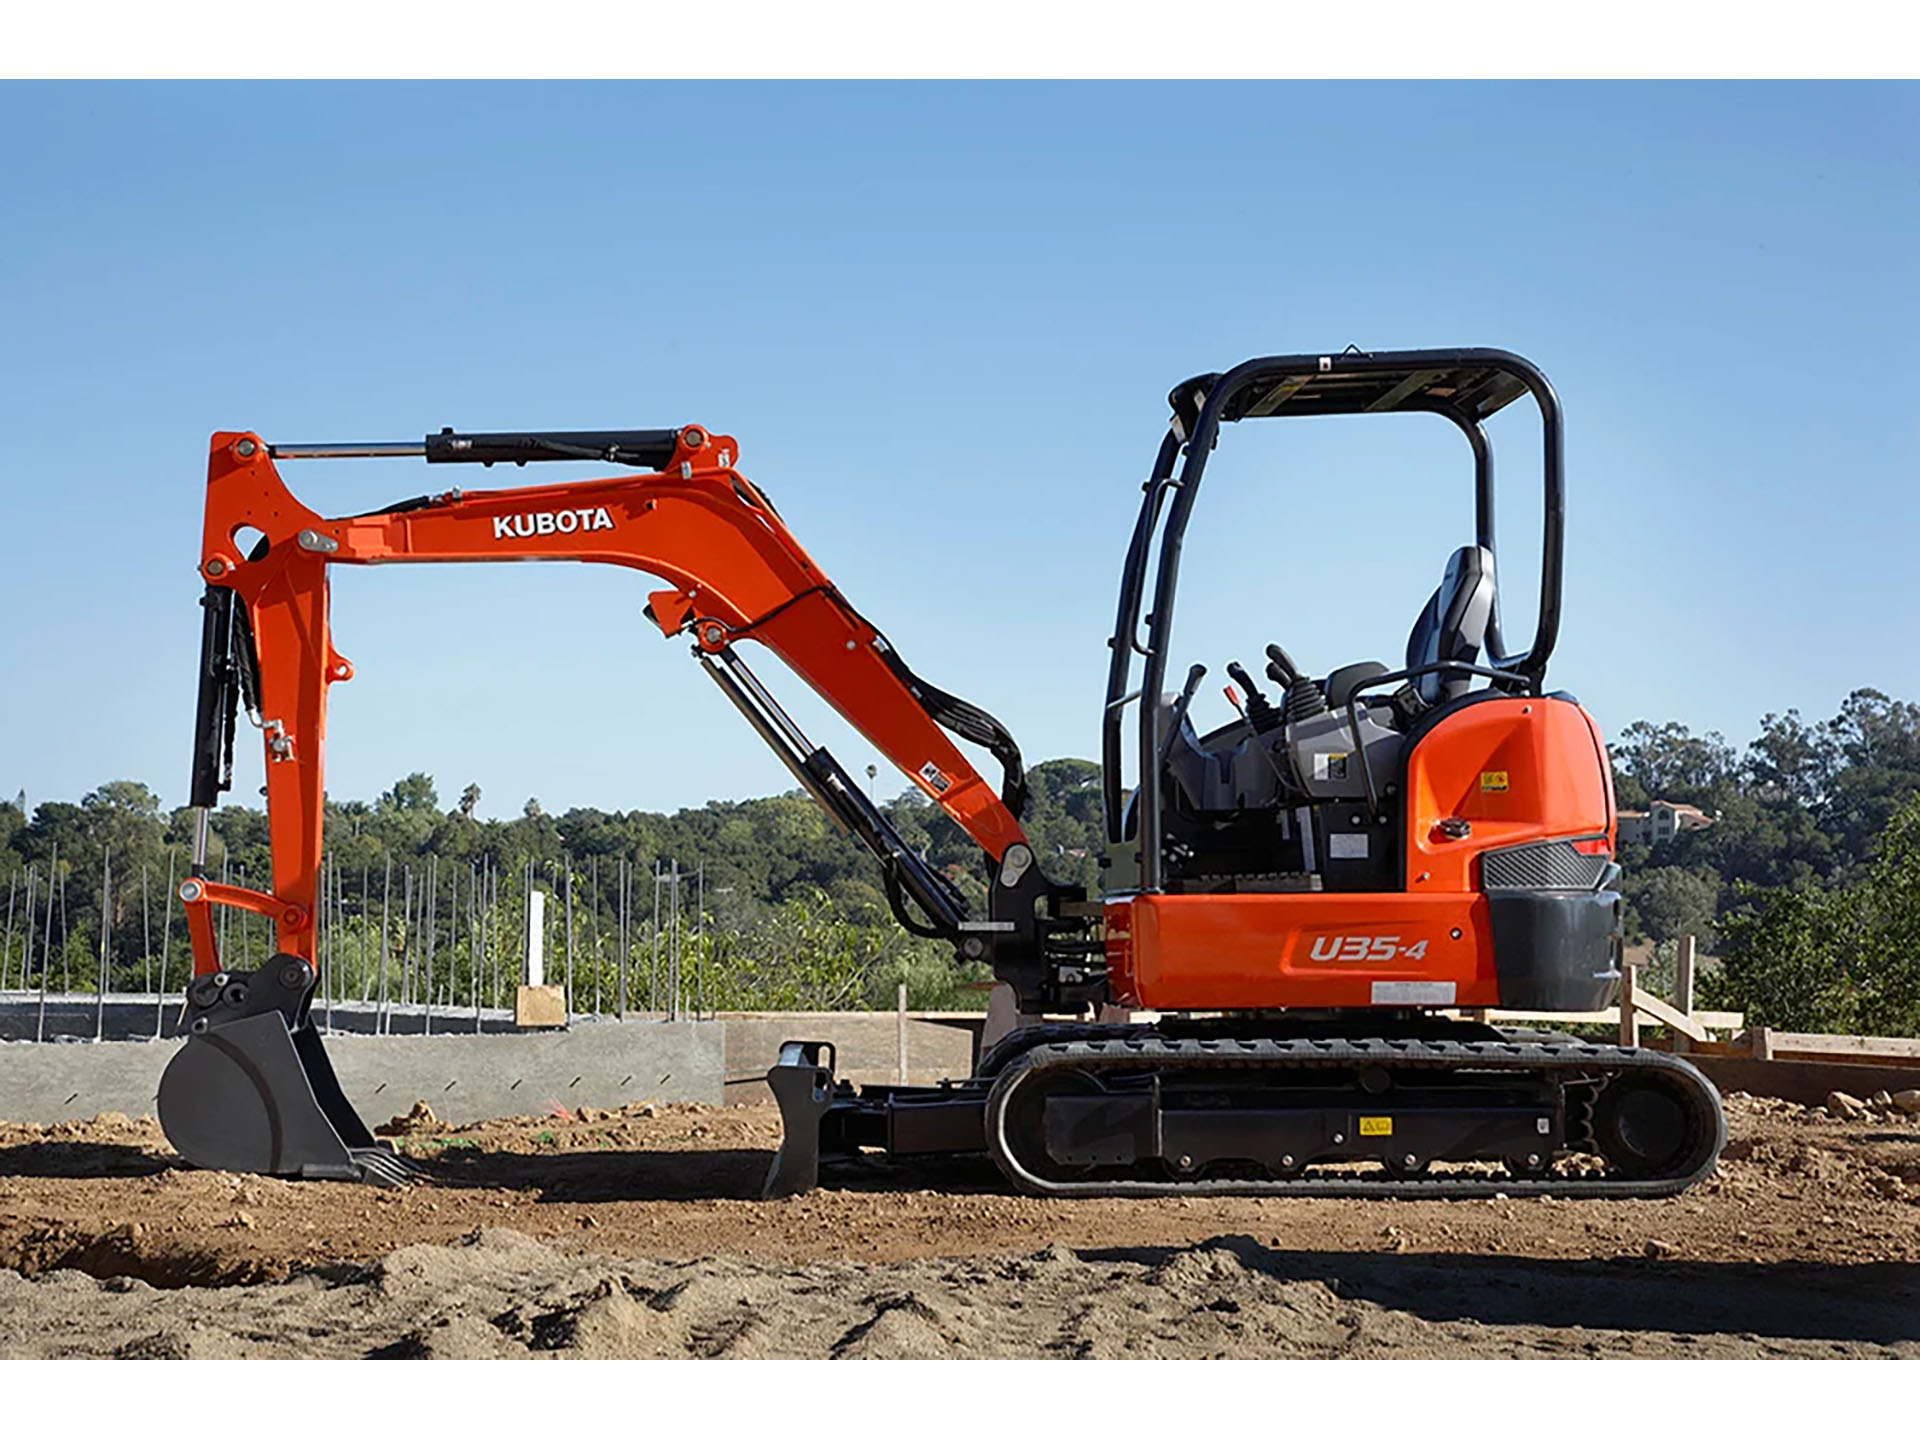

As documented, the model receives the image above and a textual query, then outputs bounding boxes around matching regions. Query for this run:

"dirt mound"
[1,1093,1916,1356]
[2,1227,1915,1359]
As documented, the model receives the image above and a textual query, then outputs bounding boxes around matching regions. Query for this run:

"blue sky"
[1,82,1914,820]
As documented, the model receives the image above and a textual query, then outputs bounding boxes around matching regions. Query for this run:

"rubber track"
[985,1035,1727,1200]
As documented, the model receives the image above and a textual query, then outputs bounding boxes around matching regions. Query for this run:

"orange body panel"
[185,428,1028,977]
[1107,696,1616,1011]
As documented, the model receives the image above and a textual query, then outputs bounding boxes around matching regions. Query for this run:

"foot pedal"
[763,1040,837,1199]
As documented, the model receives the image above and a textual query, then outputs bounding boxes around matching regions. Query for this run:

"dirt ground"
[1,1094,1916,1358]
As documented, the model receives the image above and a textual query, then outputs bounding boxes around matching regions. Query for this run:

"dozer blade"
[762,1040,839,1198]
[157,958,417,1186]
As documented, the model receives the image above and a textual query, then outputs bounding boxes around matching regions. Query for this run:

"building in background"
[1617,800,1717,848]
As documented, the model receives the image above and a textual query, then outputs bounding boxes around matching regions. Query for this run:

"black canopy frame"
[1100,347,1567,889]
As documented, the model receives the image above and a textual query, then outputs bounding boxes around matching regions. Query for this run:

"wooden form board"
[1733,1028,1920,1064]
[1680,1052,1920,1106]
[1748,1030,1920,1058]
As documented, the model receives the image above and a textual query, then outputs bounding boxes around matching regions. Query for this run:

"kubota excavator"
[160,346,1725,1200]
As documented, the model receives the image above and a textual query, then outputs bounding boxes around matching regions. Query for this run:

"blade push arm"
[184,425,1031,974]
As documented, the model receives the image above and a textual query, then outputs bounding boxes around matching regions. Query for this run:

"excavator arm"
[163,424,1093,1185]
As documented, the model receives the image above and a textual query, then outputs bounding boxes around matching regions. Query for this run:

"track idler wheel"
[1591,1073,1694,1179]
[987,1059,1129,1189]
[157,957,412,1186]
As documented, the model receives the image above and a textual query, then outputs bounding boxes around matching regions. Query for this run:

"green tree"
[1624,865,1719,948]
[1745,708,1832,807]
[1611,720,1737,807]
[1709,791,1920,1035]
[381,773,439,814]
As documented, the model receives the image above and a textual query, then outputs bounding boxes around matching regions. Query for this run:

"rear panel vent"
[1479,836,1612,892]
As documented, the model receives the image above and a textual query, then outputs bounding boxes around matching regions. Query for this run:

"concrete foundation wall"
[0,1019,724,1126]
[0,1007,992,1126]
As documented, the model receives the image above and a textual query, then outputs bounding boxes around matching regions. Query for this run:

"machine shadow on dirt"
[1080,1234,1920,1347]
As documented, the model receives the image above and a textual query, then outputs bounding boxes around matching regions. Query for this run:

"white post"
[897,981,909,1083]
[525,888,546,988]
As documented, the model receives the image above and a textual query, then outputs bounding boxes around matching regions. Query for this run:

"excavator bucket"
[157,958,413,1186]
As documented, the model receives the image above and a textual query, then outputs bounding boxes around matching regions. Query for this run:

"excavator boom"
[162,424,1086,1183]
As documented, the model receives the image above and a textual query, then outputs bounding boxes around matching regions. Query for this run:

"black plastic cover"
[1488,889,1622,1011]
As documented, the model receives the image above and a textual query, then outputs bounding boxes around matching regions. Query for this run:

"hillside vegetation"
[5,689,1919,1029]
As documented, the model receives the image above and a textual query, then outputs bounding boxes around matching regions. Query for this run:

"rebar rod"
[3,866,17,992]
[95,847,110,1040]
[650,862,661,1016]
[377,856,392,1034]
[401,864,415,1024]
[589,855,601,1015]
[157,850,177,1037]
[19,867,36,999]
[37,842,56,1041]
[619,857,630,1019]
[423,858,437,1037]
[491,861,502,1018]
[24,867,38,998]
[669,858,681,1023]
[58,857,72,996]
[471,861,482,1033]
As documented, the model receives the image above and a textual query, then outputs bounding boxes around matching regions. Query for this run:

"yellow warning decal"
[1359,1116,1393,1136]
[1480,770,1509,792]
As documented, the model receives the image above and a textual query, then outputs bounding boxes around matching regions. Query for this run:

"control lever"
[1265,642,1301,688]
[1223,680,1295,793]
[1227,661,1280,729]
[1159,663,1207,765]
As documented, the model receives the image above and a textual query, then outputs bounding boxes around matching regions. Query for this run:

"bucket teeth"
[347,1147,422,1188]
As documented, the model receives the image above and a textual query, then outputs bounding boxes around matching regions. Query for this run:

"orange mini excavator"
[160,347,1725,1199]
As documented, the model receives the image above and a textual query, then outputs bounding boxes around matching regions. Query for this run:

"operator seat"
[1405,544,1495,705]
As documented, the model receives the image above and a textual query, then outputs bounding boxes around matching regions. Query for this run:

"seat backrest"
[1405,545,1495,704]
